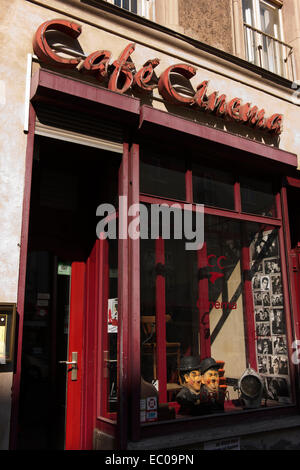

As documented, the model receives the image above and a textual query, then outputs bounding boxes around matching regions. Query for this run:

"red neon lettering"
[239,102,251,123]
[214,94,227,116]
[33,19,82,68]
[193,80,209,108]
[158,64,197,105]
[255,109,266,129]
[134,58,160,92]
[266,113,282,135]
[226,98,242,121]
[32,21,283,135]
[108,42,136,94]
[81,50,111,81]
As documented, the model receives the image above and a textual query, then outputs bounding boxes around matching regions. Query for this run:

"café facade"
[1,0,300,450]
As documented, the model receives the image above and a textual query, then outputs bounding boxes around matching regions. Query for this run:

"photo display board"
[250,229,291,403]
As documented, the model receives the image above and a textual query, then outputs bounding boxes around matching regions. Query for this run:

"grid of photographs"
[251,230,291,403]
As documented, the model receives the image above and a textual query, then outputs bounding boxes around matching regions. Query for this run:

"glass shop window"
[140,212,292,422]
[192,164,235,210]
[100,237,119,418]
[240,176,277,217]
[140,149,186,201]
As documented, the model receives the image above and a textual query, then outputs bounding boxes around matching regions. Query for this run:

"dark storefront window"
[240,176,277,217]
[193,165,235,210]
[139,148,293,424]
[140,149,186,201]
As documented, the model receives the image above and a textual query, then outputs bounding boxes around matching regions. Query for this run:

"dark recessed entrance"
[17,136,120,449]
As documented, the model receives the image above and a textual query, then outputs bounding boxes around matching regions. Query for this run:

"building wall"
[178,0,234,54]
[282,0,300,82]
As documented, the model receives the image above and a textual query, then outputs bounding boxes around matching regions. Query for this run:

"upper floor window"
[105,0,155,20]
[242,0,293,79]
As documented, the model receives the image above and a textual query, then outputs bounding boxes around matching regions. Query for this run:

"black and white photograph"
[256,322,271,337]
[264,258,281,275]
[262,292,270,306]
[254,291,263,306]
[278,356,288,375]
[260,275,270,291]
[271,293,283,307]
[257,338,272,355]
[271,309,285,335]
[273,336,287,355]
[255,308,270,322]
[258,355,268,374]
[252,273,261,290]
[271,275,282,295]
[265,236,279,258]
[269,355,280,375]
[266,377,290,401]
[252,261,263,273]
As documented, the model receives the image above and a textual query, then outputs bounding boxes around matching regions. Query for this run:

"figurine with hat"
[176,355,203,416]
[176,356,226,415]
[198,357,226,413]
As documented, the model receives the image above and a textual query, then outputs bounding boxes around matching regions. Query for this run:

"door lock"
[59,351,78,381]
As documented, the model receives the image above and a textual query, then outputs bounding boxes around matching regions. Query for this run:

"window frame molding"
[105,0,156,20]
[138,141,297,437]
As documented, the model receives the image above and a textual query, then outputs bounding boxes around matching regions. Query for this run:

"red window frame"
[12,70,299,450]
[134,138,298,440]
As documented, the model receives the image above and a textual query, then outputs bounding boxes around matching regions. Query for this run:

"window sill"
[128,405,299,450]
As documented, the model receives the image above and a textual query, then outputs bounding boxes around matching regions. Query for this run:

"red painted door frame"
[65,262,86,450]
[10,104,36,449]
[155,237,167,403]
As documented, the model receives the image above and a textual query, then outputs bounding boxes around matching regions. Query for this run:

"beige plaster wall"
[178,0,235,54]
[282,0,300,83]
[15,0,299,163]
[210,261,246,396]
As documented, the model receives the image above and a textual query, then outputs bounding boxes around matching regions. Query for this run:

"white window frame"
[242,0,286,76]
[105,0,155,20]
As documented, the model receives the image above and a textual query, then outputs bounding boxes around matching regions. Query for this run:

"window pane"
[106,238,118,414]
[192,164,235,210]
[122,0,129,10]
[140,149,186,201]
[242,0,254,25]
[260,1,279,37]
[140,211,293,421]
[240,176,277,216]
[131,0,137,13]
[114,0,121,7]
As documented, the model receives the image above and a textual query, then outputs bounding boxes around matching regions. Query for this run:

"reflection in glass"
[193,165,234,210]
[241,176,277,216]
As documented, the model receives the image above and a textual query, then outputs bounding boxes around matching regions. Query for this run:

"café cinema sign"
[33,19,282,135]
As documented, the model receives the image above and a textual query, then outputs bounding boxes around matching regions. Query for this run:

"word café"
[33,19,282,135]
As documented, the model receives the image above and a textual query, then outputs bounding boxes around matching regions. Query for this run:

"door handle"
[59,352,78,381]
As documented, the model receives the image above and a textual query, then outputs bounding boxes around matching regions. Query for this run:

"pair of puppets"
[176,356,226,415]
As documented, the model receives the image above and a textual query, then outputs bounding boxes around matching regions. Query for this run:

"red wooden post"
[97,236,109,418]
[197,242,211,358]
[280,187,300,341]
[117,143,130,449]
[234,181,242,213]
[128,143,141,440]
[241,238,257,370]
[65,262,85,450]
[185,168,193,203]
[10,104,36,450]
[276,192,298,403]
[155,237,168,403]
